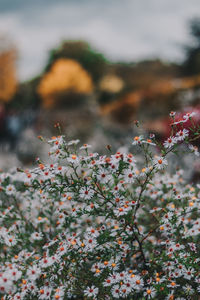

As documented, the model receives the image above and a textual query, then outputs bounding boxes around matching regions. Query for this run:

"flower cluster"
[0,112,199,299]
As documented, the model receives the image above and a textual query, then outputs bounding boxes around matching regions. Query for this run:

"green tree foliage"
[45,41,108,82]
[9,77,41,110]
[183,18,200,75]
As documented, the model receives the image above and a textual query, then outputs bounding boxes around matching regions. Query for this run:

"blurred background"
[0,0,200,172]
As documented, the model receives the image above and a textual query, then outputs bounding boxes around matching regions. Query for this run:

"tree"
[183,18,200,75]
[38,58,93,108]
[0,36,17,102]
[45,40,107,82]
[9,76,41,110]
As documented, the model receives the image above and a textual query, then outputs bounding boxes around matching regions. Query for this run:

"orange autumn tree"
[0,37,17,103]
[38,58,93,108]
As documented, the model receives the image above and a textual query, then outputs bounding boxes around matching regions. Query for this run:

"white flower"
[183,284,194,295]
[165,291,175,300]
[169,111,176,117]
[176,129,189,141]
[103,279,112,287]
[80,144,92,150]
[130,275,144,290]
[188,144,199,156]
[132,135,143,145]
[188,242,197,253]
[142,139,156,146]
[123,169,136,183]
[120,284,131,296]
[111,285,121,298]
[83,236,97,251]
[48,136,65,145]
[153,156,168,169]
[162,212,174,223]
[13,293,23,300]
[38,287,52,299]
[144,287,156,298]
[86,227,100,237]
[27,265,41,281]
[163,136,177,149]
[67,154,79,164]
[53,287,65,299]
[40,256,55,268]
[149,207,162,213]
[97,170,112,184]
[84,286,99,298]
[114,205,131,217]
[183,267,195,280]
[5,184,16,196]
[0,274,13,293]
[79,187,94,199]
[7,267,22,281]
[4,235,17,246]
[30,232,43,241]
[67,139,80,146]
[166,282,179,289]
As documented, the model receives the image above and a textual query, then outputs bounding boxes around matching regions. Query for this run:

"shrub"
[38,59,93,108]
[45,41,107,82]
[0,112,199,299]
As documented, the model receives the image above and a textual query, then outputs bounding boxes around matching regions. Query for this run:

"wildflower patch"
[0,111,199,299]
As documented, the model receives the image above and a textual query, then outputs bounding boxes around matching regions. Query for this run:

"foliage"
[0,46,17,103]
[183,18,200,75]
[8,77,41,110]
[45,41,107,82]
[0,112,199,299]
[38,59,93,108]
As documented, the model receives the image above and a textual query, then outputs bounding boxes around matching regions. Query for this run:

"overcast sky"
[0,0,199,81]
